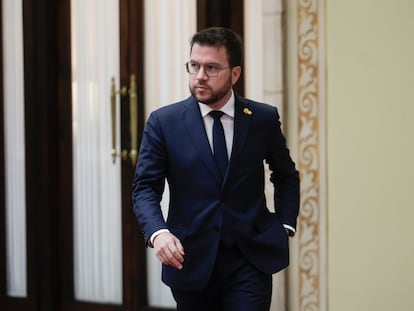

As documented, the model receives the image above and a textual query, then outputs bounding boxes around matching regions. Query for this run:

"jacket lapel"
[182,97,222,184]
[181,95,252,187]
[228,96,252,169]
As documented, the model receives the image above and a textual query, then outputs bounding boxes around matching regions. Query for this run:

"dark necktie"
[209,110,228,179]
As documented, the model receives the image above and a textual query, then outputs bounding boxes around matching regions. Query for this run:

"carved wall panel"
[297,0,327,310]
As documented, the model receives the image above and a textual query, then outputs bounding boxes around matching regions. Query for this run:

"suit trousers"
[171,244,272,311]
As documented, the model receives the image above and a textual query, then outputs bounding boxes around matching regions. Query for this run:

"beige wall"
[327,0,414,310]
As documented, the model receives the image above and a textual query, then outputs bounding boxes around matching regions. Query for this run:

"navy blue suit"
[132,94,300,293]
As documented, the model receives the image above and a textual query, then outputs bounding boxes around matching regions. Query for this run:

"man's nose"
[196,66,208,79]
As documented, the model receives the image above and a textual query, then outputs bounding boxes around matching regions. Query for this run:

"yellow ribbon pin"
[243,108,252,115]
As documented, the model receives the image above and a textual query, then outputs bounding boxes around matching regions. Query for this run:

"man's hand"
[285,228,295,237]
[153,232,185,270]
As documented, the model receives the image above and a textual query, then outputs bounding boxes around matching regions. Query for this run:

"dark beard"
[189,77,233,106]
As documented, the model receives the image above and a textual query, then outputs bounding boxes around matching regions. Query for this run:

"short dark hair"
[190,27,243,68]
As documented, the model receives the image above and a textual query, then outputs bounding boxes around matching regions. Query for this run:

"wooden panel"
[196,0,244,96]
[119,0,148,309]
[23,0,60,310]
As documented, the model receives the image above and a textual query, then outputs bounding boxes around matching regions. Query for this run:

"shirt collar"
[198,91,235,118]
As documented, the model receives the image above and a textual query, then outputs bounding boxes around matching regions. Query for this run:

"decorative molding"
[297,0,327,310]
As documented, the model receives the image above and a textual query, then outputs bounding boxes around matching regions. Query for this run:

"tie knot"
[209,110,224,120]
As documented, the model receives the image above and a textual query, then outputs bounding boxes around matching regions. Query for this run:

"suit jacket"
[132,94,300,291]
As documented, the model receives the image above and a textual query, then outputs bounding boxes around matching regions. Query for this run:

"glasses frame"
[185,61,233,77]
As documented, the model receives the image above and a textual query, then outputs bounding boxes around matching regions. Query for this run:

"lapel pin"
[243,108,252,115]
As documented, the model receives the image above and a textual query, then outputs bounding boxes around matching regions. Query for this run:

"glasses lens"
[186,62,225,77]
[186,62,199,74]
[204,65,218,77]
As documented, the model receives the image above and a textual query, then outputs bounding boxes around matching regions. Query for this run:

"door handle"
[110,74,138,166]
[129,74,138,166]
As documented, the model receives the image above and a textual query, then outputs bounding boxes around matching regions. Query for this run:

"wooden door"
[0,0,150,310]
[0,1,244,310]
[56,0,150,310]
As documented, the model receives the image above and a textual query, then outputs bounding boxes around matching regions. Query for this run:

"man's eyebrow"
[190,60,221,66]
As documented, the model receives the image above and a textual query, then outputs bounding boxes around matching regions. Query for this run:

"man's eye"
[206,64,218,71]
[190,62,198,68]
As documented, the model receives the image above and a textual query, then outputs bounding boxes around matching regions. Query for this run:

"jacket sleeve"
[266,107,300,230]
[131,111,168,245]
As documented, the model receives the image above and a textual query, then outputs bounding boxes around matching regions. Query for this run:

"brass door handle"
[110,74,138,166]
[129,74,138,166]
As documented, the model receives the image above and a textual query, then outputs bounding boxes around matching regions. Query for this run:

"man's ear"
[231,66,242,85]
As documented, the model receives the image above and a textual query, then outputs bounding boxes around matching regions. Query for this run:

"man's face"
[188,43,241,109]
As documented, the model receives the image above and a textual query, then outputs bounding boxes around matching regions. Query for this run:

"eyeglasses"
[185,61,232,77]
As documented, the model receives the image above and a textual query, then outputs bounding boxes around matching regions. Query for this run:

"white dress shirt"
[198,92,235,159]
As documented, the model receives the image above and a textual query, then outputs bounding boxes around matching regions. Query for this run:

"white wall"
[327,0,414,310]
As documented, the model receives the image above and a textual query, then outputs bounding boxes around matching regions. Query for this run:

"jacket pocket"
[254,212,281,233]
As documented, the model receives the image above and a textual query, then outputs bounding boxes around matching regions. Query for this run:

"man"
[132,26,300,311]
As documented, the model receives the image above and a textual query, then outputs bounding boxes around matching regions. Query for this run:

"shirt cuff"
[283,224,296,236]
[149,229,170,247]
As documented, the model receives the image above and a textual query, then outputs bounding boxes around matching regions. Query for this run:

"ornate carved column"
[296,0,328,310]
